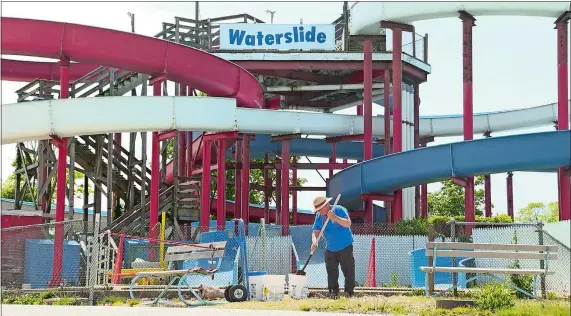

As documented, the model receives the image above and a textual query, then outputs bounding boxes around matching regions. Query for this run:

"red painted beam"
[148,73,168,85]
[241,134,251,228]
[50,136,65,148]
[364,40,374,224]
[156,130,177,142]
[235,61,428,82]
[379,20,415,33]
[451,176,468,188]
[361,193,395,203]
[390,24,403,223]
[325,134,364,143]
[203,131,240,142]
[507,172,514,219]
[281,141,291,235]
[201,140,212,232]
[216,139,226,230]
[556,16,570,221]
[460,11,476,228]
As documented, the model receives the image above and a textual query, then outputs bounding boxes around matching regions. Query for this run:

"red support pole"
[217,139,226,230]
[50,59,70,286]
[241,134,250,228]
[201,140,212,232]
[556,19,570,221]
[234,141,242,219]
[384,70,392,222]
[507,172,514,219]
[392,27,403,223]
[281,141,290,235]
[421,183,428,218]
[263,153,270,223]
[292,156,298,225]
[149,82,161,242]
[364,40,374,223]
[460,11,476,227]
[276,157,282,225]
[363,40,373,161]
[484,175,492,217]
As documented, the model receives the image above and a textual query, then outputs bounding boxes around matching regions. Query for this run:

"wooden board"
[426,242,558,253]
[419,266,554,276]
[425,249,558,261]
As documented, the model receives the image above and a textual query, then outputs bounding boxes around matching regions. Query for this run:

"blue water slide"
[328,131,571,207]
[226,134,385,160]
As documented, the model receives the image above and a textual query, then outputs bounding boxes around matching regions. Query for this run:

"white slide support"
[350,2,570,35]
[1,97,566,145]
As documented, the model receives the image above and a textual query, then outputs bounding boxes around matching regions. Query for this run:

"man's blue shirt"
[312,205,354,252]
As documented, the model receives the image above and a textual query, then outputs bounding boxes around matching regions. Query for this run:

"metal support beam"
[379,20,414,33]
[156,130,178,142]
[217,139,226,230]
[106,133,113,227]
[325,134,364,143]
[241,134,251,229]
[150,81,162,240]
[451,176,468,188]
[203,131,240,142]
[386,23,403,222]
[460,10,476,228]
[201,140,212,232]
[414,84,420,218]
[263,153,270,223]
[292,156,298,225]
[507,172,514,219]
[364,39,373,223]
[281,141,290,235]
[271,133,302,142]
[361,193,395,203]
[556,15,570,220]
[234,140,242,219]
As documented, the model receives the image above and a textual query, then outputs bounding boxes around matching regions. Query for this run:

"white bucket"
[288,274,309,299]
[261,275,286,301]
[248,274,266,301]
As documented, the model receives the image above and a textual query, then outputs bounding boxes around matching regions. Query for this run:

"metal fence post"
[450,217,457,297]
[537,221,546,298]
[89,213,101,306]
[427,222,435,295]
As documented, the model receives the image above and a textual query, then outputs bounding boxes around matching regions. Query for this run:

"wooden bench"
[420,241,558,299]
[129,241,233,306]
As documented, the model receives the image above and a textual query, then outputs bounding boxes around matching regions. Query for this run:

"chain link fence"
[3,217,568,300]
[1,220,95,290]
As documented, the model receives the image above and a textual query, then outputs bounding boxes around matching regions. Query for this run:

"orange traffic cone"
[364,237,377,287]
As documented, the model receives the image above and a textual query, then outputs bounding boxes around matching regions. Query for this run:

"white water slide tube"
[1,96,565,145]
[350,2,570,35]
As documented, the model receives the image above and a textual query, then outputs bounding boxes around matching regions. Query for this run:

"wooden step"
[178,189,200,194]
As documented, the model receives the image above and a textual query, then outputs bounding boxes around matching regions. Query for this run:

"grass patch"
[212,294,570,315]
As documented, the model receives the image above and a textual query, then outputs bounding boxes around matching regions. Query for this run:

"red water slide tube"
[1,59,96,81]
[1,17,264,109]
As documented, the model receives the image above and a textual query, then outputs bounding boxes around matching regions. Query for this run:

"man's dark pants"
[325,244,355,295]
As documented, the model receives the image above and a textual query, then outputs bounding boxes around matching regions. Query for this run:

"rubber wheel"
[224,286,232,302]
[228,284,247,302]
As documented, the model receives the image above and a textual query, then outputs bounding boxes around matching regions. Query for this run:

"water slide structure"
[1,2,570,285]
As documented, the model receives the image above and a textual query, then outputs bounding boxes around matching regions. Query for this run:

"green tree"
[516,201,559,223]
[211,157,308,205]
[163,136,307,205]
[1,144,93,205]
[427,175,488,217]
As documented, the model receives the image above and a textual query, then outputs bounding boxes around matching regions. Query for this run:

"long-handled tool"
[296,194,341,276]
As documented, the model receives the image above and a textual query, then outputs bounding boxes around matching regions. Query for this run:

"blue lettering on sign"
[227,26,328,47]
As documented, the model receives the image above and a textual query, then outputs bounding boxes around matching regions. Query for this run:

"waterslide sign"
[219,24,336,50]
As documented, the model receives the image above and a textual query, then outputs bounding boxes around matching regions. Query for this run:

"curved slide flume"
[327,131,571,210]
[1,17,264,109]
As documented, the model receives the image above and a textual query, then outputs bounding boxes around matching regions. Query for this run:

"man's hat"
[313,196,332,213]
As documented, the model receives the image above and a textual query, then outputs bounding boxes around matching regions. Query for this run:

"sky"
[1,1,569,218]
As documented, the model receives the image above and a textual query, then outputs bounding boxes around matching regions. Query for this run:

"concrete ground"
[2,305,389,316]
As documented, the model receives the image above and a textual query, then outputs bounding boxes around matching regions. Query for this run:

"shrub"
[475,281,516,311]
[396,218,428,235]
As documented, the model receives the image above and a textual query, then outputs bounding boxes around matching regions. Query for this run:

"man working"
[311,196,355,298]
